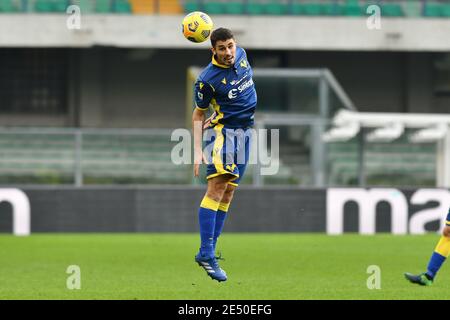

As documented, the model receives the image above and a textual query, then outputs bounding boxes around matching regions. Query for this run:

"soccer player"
[192,28,257,282]
[405,207,450,286]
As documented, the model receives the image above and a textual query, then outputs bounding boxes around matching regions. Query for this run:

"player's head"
[211,28,236,67]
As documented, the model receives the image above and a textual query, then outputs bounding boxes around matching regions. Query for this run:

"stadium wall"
[0,187,448,235]
[1,48,443,128]
[77,50,447,128]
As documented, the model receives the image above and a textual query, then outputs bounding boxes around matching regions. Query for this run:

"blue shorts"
[204,124,251,187]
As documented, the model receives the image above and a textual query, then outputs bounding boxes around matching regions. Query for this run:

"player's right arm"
[192,80,214,177]
[193,108,206,177]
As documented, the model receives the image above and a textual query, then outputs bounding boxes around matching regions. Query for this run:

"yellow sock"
[218,202,230,212]
[435,236,450,257]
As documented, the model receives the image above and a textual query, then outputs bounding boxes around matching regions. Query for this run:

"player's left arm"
[194,79,215,129]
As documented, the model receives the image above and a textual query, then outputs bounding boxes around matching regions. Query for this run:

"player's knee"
[206,188,225,202]
[443,226,450,237]
[206,177,230,201]
[221,186,235,203]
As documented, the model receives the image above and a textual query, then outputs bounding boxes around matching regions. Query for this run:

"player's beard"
[224,55,234,65]
[216,54,234,66]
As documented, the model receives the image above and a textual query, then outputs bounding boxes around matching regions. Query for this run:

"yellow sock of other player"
[426,235,450,279]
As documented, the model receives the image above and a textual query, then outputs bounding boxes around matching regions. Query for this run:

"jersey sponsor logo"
[228,78,254,99]
[238,79,254,92]
[228,89,238,99]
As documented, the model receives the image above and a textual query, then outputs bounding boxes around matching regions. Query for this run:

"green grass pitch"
[0,233,449,300]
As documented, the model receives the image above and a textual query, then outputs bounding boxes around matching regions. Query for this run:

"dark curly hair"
[210,28,234,48]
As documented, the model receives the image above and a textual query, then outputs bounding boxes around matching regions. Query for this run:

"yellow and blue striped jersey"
[194,46,257,129]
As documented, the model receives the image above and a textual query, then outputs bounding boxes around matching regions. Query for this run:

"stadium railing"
[324,110,450,188]
[1,0,449,18]
[0,128,190,186]
[0,122,442,188]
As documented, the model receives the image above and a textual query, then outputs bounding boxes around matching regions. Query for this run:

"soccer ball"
[182,11,214,43]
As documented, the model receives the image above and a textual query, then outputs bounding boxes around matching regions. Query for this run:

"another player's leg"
[405,209,450,286]
[195,174,233,282]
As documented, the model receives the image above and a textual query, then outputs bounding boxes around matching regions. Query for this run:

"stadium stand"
[0,0,448,18]
[185,0,449,17]
[327,139,436,186]
[0,0,19,11]
[0,129,316,186]
[0,131,190,185]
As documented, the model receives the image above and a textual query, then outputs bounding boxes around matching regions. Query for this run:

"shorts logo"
[197,92,203,100]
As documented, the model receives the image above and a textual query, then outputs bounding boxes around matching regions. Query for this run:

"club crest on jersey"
[221,78,227,85]
[240,59,248,68]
